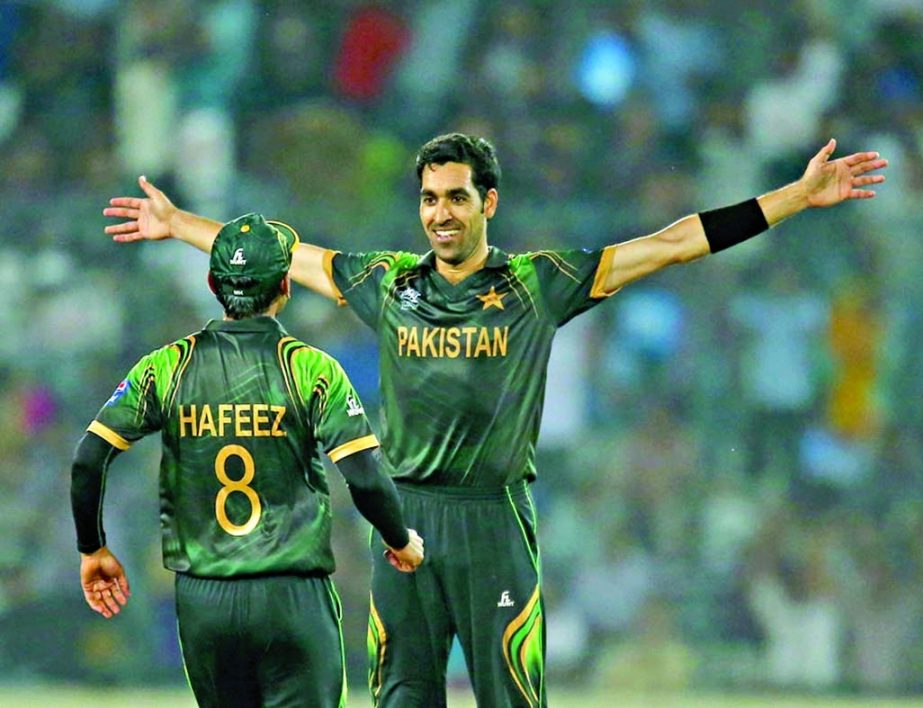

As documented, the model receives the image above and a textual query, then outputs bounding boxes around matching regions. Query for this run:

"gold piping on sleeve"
[323,249,347,306]
[328,434,379,463]
[87,420,132,451]
[589,244,620,299]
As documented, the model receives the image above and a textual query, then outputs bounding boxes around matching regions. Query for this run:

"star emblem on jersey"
[477,286,506,311]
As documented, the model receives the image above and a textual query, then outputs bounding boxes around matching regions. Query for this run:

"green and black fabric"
[176,573,346,708]
[87,315,377,708]
[89,316,378,577]
[368,482,544,708]
[329,245,614,708]
[329,245,614,488]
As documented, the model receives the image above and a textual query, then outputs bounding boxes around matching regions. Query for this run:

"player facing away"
[71,213,424,708]
[104,135,886,707]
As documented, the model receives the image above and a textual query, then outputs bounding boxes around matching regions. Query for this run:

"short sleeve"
[88,351,168,449]
[529,247,615,327]
[329,251,397,331]
[292,349,379,463]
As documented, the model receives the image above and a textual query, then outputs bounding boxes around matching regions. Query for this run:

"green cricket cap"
[209,213,299,298]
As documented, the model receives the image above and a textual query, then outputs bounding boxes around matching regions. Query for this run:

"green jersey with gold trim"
[88,316,378,577]
[330,245,614,488]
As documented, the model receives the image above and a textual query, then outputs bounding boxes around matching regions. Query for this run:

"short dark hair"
[415,133,501,203]
[213,275,281,319]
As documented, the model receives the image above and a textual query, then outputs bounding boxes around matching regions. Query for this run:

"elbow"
[675,246,707,265]
[676,222,711,264]
[659,231,708,266]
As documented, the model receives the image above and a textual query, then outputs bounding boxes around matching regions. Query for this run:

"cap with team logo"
[209,213,300,298]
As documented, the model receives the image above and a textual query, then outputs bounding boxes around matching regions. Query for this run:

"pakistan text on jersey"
[396,326,509,358]
[178,404,287,438]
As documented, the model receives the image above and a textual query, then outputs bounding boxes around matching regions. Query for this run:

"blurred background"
[1,0,923,704]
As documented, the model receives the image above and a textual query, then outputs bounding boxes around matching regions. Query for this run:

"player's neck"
[436,243,489,285]
[222,300,284,321]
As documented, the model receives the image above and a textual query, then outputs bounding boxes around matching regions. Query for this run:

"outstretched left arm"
[597,139,888,295]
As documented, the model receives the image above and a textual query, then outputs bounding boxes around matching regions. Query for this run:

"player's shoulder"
[334,250,424,292]
[518,248,602,274]
[278,334,315,355]
[505,250,565,275]
[117,333,197,387]
[368,250,425,275]
[520,247,597,262]
[281,337,345,375]
[340,250,421,269]
[143,332,198,364]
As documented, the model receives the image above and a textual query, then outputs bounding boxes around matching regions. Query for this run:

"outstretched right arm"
[104,177,339,301]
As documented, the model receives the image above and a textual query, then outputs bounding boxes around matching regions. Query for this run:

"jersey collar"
[416,246,510,271]
[204,315,287,334]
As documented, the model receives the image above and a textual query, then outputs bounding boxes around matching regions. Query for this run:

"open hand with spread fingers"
[103,175,177,242]
[801,138,888,208]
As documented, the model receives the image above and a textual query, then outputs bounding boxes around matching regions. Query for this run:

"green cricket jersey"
[88,316,378,577]
[328,245,616,488]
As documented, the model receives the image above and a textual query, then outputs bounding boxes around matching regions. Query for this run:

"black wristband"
[699,198,770,253]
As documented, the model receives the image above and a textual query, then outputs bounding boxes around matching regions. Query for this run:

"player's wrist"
[700,198,770,253]
[79,544,106,557]
[165,207,187,240]
[384,528,411,552]
[798,174,827,209]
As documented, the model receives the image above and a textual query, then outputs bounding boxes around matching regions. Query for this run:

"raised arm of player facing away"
[71,432,132,619]
[596,139,888,295]
[104,176,339,301]
[336,448,424,572]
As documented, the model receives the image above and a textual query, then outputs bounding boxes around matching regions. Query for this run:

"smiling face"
[419,161,498,270]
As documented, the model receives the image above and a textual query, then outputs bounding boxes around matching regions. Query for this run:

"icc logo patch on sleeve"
[106,380,130,407]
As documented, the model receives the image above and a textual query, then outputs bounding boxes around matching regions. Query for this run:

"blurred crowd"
[2,0,923,697]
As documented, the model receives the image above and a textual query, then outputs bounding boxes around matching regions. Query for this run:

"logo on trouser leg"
[503,586,543,705]
[497,591,515,608]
